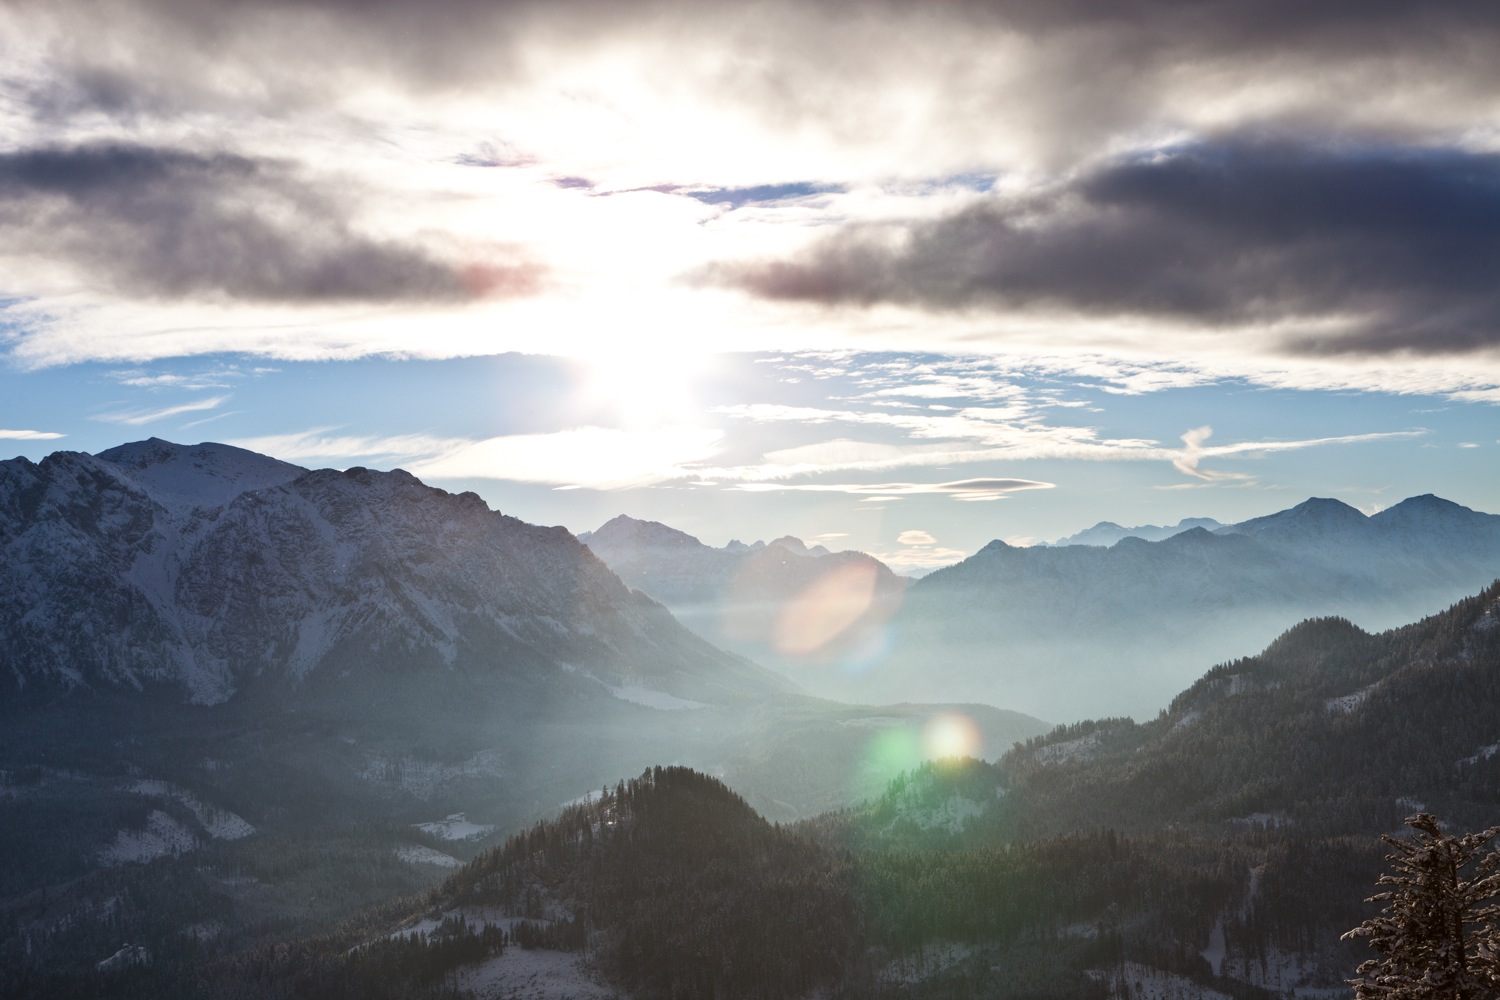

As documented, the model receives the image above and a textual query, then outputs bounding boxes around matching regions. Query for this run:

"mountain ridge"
[0,440,789,707]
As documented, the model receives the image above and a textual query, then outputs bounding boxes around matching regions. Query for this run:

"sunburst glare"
[923,712,981,761]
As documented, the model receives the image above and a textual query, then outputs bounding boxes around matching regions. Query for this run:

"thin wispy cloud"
[95,394,228,425]
[225,429,467,466]
[0,428,64,440]
[1170,425,1428,483]
[727,478,1054,501]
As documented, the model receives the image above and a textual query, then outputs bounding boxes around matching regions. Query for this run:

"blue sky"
[2,1,1499,572]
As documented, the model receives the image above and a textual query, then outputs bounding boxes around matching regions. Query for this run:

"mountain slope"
[979,580,1500,839]
[0,440,786,707]
[863,494,1500,719]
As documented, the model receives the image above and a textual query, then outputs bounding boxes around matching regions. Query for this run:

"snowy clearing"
[887,793,984,834]
[1324,684,1377,715]
[882,942,975,985]
[96,944,150,973]
[1458,743,1499,767]
[416,812,496,841]
[838,715,907,729]
[99,810,199,866]
[395,846,462,869]
[1035,733,1101,765]
[358,750,506,799]
[1172,710,1202,730]
[606,683,705,711]
[1089,962,1232,1000]
[125,779,255,840]
[455,946,621,999]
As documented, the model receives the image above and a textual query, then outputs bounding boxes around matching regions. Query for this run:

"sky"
[2,0,1499,573]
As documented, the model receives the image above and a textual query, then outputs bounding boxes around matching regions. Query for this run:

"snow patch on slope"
[1458,743,1499,767]
[360,750,506,799]
[606,683,706,711]
[1036,733,1101,765]
[1324,683,1377,715]
[395,845,462,869]
[416,813,496,841]
[456,946,618,1000]
[125,779,255,840]
[99,810,199,866]
[1090,963,1232,1000]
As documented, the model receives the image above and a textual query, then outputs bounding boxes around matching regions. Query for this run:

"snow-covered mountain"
[581,514,905,679]
[0,439,786,706]
[852,494,1500,721]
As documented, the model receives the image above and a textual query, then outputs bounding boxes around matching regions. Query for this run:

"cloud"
[95,394,228,425]
[225,430,466,466]
[109,367,239,390]
[707,139,1500,356]
[406,426,725,490]
[16,2,1500,181]
[0,428,64,440]
[1172,426,1252,483]
[896,529,936,545]
[727,478,1055,501]
[1167,423,1426,482]
[4,1,1500,398]
[873,542,970,572]
[0,143,541,305]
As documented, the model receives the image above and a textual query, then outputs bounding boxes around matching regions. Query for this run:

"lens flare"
[772,561,879,656]
[858,725,924,795]
[923,712,981,760]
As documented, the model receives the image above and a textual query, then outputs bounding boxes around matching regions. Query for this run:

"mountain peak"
[587,514,707,553]
[767,535,810,555]
[1223,495,1368,542]
[96,438,305,512]
[1294,496,1362,513]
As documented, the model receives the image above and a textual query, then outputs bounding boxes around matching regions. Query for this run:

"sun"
[577,348,713,430]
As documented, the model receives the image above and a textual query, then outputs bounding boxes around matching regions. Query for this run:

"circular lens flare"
[772,561,879,657]
[923,712,981,761]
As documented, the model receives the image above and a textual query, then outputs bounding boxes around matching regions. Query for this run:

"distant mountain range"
[582,495,1500,720]
[1042,515,1225,547]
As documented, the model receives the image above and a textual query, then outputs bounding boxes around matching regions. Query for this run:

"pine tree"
[1342,813,1500,1000]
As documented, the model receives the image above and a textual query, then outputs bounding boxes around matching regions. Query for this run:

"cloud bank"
[708,140,1500,357]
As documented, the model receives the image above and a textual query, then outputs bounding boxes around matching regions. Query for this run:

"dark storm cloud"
[0,144,539,304]
[17,0,1500,152]
[707,140,1500,356]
